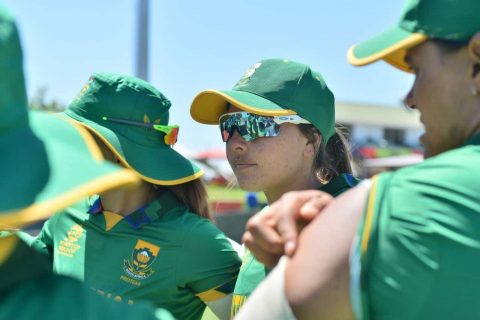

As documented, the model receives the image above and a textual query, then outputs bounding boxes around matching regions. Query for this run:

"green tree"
[29,87,65,112]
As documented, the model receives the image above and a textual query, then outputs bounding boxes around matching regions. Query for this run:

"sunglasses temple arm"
[102,116,154,128]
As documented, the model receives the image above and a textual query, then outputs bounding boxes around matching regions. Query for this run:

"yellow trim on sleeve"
[0,169,139,230]
[0,235,19,265]
[360,175,379,255]
[196,288,228,302]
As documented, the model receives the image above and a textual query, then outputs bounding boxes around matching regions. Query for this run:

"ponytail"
[298,124,353,183]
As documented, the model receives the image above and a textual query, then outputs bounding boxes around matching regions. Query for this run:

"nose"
[404,87,416,110]
[227,129,248,152]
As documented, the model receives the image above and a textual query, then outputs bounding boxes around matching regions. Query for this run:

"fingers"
[243,206,285,267]
[298,193,334,221]
[276,190,331,256]
[244,190,332,267]
[243,230,282,268]
[244,211,284,254]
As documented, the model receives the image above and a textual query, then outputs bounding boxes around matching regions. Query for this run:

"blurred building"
[336,102,424,177]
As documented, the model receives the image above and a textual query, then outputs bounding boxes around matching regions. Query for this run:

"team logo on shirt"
[123,239,160,280]
[58,224,85,257]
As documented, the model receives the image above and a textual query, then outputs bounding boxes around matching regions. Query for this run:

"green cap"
[190,58,335,143]
[65,73,204,185]
[348,0,480,72]
[0,5,139,229]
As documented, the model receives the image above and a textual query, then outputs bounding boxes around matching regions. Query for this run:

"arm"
[179,219,241,319]
[237,184,369,320]
[285,185,368,319]
[243,190,333,267]
[17,217,56,260]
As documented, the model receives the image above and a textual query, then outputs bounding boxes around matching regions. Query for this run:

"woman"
[233,1,480,318]
[190,58,358,317]
[31,73,241,320]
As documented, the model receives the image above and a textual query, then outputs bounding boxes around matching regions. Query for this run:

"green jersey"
[231,173,360,318]
[351,135,480,320]
[31,190,241,320]
[0,234,173,320]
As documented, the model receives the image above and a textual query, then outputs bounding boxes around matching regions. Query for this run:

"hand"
[242,190,333,268]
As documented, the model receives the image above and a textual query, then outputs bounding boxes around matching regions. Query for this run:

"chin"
[237,180,263,192]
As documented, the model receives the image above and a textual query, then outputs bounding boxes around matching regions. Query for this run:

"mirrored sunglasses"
[102,116,179,146]
[218,111,310,142]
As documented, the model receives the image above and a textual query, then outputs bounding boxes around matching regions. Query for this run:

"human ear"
[468,32,480,95]
[304,132,321,157]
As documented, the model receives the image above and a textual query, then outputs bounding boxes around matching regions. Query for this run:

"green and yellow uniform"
[351,135,480,320]
[31,190,241,320]
[0,234,174,320]
[231,173,360,318]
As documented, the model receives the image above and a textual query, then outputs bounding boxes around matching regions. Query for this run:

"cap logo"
[142,114,161,132]
[236,62,262,86]
[143,114,161,125]
[73,76,95,102]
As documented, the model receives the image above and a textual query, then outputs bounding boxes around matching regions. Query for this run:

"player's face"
[225,106,316,202]
[404,41,474,158]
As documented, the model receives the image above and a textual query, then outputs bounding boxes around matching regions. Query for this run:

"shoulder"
[181,212,228,241]
[385,145,480,191]
[54,197,92,220]
[320,173,360,197]
[370,145,480,215]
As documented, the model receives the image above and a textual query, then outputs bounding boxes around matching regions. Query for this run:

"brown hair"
[432,38,468,54]
[167,178,212,220]
[298,124,353,184]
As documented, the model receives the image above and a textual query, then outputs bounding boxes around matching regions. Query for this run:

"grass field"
[206,184,266,203]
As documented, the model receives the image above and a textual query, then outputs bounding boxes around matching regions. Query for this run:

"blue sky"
[4,0,413,152]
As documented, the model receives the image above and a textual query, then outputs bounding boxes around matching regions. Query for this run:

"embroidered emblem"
[235,62,262,86]
[143,114,161,125]
[58,224,85,257]
[142,114,162,132]
[73,76,94,102]
[123,239,160,280]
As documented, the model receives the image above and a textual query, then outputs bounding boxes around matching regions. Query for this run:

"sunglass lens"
[164,127,179,145]
[219,112,281,143]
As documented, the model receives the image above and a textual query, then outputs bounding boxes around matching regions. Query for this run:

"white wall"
[351,125,384,145]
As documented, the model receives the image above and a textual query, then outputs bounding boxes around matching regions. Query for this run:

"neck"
[99,180,156,216]
[264,175,322,204]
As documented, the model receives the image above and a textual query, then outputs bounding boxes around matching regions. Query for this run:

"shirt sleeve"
[177,217,241,302]
[28,214,59,261]
[354,155,480,320]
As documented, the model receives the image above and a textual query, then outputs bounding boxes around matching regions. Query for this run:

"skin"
[243,190,333,267]
[242,34,480,318]
[93,137,157,217]
[405,36,480,158]
[226,106,321,203]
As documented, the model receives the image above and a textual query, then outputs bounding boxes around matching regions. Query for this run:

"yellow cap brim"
[347,26,428,73]
[190,89,296,125]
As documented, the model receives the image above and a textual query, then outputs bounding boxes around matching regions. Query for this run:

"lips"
[234,163,256,169]
[231,158,256,169]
